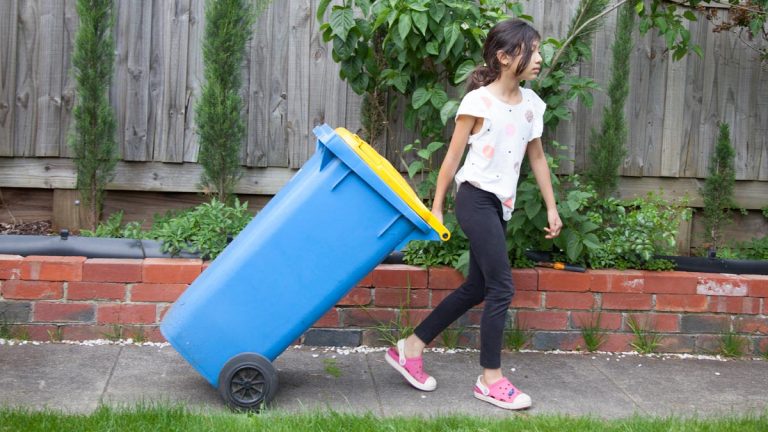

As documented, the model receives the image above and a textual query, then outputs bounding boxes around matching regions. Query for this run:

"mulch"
[0,220,53,236]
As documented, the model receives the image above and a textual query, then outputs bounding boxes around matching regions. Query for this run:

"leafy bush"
[81,198,253,260]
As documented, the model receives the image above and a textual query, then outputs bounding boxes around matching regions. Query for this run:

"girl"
[385,18,562,411]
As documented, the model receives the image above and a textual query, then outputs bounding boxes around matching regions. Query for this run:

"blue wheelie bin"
[160,124,449,410]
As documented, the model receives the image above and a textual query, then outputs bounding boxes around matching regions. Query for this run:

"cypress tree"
[196,0,256,203]
[701,122,737,250]
[586,0,636,198]
[69,0,118,229]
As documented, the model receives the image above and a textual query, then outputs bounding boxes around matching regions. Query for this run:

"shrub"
[700,122,736,251]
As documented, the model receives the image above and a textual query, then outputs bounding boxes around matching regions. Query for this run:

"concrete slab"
[101,345,222,411]
[591,353,768,418]
[0,344,119,413]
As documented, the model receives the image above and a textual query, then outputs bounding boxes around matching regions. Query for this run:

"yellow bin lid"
[335,128,450,242]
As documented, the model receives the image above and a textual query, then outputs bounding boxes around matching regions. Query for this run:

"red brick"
[589,270,644,293]
[404,309,432,325]
[746,275,768,297]
[340,308,397,327]
[202,261,212,272]
[21,256,86,282]
[371,264,428,289]
[734,316,768,334]
[601,333,634,352]
[34,303,95,322]
[537,269,591,292]
[142,258,202,284]
[655,294,708,312]
[516,310,568,330]
[708,296,760,314]
[642,271,697,294]
[512,269,538,291]
[624,313,679,333]
[428,267,463,290]
[97,304,157,324]
[570,312,622,330]
[337,288,371,306]
[18,325,58,342]
[431,289,453,307]
[61,325,115,341]
[696,275,748,297]
[1,280,63,300]
[601,293,653,310]
[312,308,339,328]
[67,282,126,301]
[374,287,428,307]
[545,292,595,310]
[0,255,22,280]
[510,291,541,309]
[659,335,695,353]
[83,258,143,283]
[131,283,188,302]
[356,272,374,287]
[144,326,166,343]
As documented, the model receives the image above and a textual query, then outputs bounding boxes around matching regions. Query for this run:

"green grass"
[504,316,533,351]
[579,312,606,352]
[718,329,747,358]
[0,405,766,432]
[627,316,663,355]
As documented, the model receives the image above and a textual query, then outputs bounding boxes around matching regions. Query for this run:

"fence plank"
[660,21,688,178]
[13,0,38,157]
[182,0,203,163]
[0,0,19,156]
[244,2,271,167]
[286,0,311,168]
[58,0,76,158]
[266,0,289,167]
[32,0,66,157]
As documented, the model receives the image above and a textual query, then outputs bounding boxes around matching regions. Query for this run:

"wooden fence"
[0,0,766,193]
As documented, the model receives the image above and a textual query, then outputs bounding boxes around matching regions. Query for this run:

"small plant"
[0,315,12,339]
[80,211,146,239]
[579,312,606,352]
[627,315,662,354]
[718,328,747,358]
[102,324,123,342]
[440,325,466,350]
[323,358,342,378]
[47,326,64,343]
[700,122,737,252]
[371,280,415,346]
[503,315,533,351]
[130,327,146,344]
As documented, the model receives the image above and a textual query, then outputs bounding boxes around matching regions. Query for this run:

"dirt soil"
[0,220,53,235]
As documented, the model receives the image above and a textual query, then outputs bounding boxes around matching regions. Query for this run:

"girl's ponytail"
[466,65,498,93]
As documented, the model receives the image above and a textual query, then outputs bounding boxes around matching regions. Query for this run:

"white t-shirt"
[454,86,547,220]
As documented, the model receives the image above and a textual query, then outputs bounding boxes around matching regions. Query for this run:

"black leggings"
[414,182,515,369]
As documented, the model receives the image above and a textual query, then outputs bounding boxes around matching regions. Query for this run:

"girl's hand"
[544,208,562,239]
[431,207,444,225]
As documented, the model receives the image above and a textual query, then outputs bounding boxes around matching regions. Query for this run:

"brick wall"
[1,255,767,354]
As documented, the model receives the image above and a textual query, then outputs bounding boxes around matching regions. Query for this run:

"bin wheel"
[218,353,277,411]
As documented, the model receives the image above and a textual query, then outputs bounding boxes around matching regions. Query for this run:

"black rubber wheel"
[217,353,278,411]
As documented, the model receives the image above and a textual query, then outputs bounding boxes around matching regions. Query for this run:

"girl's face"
[497,41,542,82]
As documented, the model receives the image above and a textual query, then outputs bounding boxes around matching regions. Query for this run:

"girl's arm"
[431,115,476,223]
[526,137,562,239]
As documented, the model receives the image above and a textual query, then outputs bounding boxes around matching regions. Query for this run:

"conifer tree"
[701,122,737,250]
[586,0,636,198]
[69,0,118,229]
[196,0,256,203]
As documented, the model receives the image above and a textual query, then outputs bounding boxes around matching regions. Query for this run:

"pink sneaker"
[384,339,437,391]
[473,375,532,410]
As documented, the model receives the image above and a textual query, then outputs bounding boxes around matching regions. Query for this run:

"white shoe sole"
[384,351,437,392]
[474,391,532,410]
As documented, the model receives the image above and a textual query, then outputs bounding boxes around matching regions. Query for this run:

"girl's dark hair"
[466,19,541,92]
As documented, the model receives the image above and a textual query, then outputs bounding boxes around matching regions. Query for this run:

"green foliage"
[700,122,737,249]
[440,325,466,350]
[586,0,636,198]
[718,328,747,358]
[102,324,124,342]
[323,359,342,378]
[587,193,691,270]
[196,0,259,203]
[69,0,118,229]
[47,326,64,343]
[503,315,533,351]
[82,198,253,260]
[627,315,663,354]
[579,312,606,352]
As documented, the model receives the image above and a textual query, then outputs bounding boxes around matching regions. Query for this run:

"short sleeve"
[528,89,547,140]
[455,89,488,121]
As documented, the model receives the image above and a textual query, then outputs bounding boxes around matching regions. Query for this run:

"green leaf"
[635,1,644,14]
[444,23,460,53]
[565,230,583,262]
[454,60,475,84]
[398,13,412,40]
[330,8,355,40]
[440,100,459,125]
[412,87,430,109]
[524,199,542,220]
[413,11,428,35]
[683,10,697,21]
[429,3,446,23]
[316,0,332,21]
[426,40,440,56]
[417,149,431,159]
[430,88,448,109]
[692,45,703,58]
[426,141,444,153]
[407,160,424,178]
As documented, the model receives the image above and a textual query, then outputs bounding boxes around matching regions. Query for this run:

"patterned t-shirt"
[454,86,547,220]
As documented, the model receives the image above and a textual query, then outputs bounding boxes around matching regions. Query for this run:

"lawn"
[0,404,766,432]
